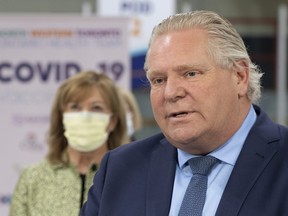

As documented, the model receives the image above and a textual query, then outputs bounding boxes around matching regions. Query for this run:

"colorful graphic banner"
[0,15,129,215]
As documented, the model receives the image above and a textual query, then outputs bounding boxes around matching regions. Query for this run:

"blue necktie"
[178,156,220,216]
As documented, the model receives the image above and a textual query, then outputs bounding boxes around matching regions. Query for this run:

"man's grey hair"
[144,10,263,104]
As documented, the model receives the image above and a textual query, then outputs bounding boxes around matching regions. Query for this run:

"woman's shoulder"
[19,160,54,181]
[22,159,50,171]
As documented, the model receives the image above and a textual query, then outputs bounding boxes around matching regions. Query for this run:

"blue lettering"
[65,63,81,79]
[0,62,12,81]
[36,62,52,81]
[121,1,152,14]
[15,63,34,82]
[56,64,61,81]
[0,194,11,204]
[0,61,82,83]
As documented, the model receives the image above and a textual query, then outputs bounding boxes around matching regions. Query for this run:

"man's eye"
[152,78,165,85]
[187,71,198,77]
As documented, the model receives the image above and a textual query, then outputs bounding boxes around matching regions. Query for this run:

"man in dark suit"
[81,10,288,216]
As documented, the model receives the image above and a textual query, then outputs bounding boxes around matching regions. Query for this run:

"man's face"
[146,28,249,154]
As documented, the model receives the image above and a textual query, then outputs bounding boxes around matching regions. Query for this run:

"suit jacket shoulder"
[216,105,288,216]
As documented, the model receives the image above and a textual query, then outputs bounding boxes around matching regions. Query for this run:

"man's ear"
[235,60,249,97]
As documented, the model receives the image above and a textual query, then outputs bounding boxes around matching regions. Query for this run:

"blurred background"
[0,0,287,136]
[0,0,287,215]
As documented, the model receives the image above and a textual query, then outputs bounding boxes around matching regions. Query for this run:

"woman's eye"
[68,103,80,111]
[91,107,101,111]
[90,105,105,112]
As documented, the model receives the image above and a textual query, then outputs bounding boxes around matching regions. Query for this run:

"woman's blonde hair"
[46,71,128,164]
[118,87,142,132]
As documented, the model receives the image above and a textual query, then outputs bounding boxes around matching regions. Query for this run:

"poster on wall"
[98,0,176,88]
[0,15,129,215]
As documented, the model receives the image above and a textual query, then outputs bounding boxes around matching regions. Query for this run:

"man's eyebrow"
[146,69,163,79]
[173,64,201,71]
[146,64,208,76]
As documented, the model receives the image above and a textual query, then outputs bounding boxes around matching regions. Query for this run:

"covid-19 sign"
[0,15,129,216]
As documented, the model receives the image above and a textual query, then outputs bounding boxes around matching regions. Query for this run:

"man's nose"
[164,77,186,102]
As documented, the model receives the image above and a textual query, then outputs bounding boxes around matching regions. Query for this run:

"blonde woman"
[10,71,128,216]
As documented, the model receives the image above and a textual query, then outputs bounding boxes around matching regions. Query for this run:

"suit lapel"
[216,107,280,215]
[146,138,177,216]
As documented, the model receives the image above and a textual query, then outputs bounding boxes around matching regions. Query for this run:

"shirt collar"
[178,105,257,168]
